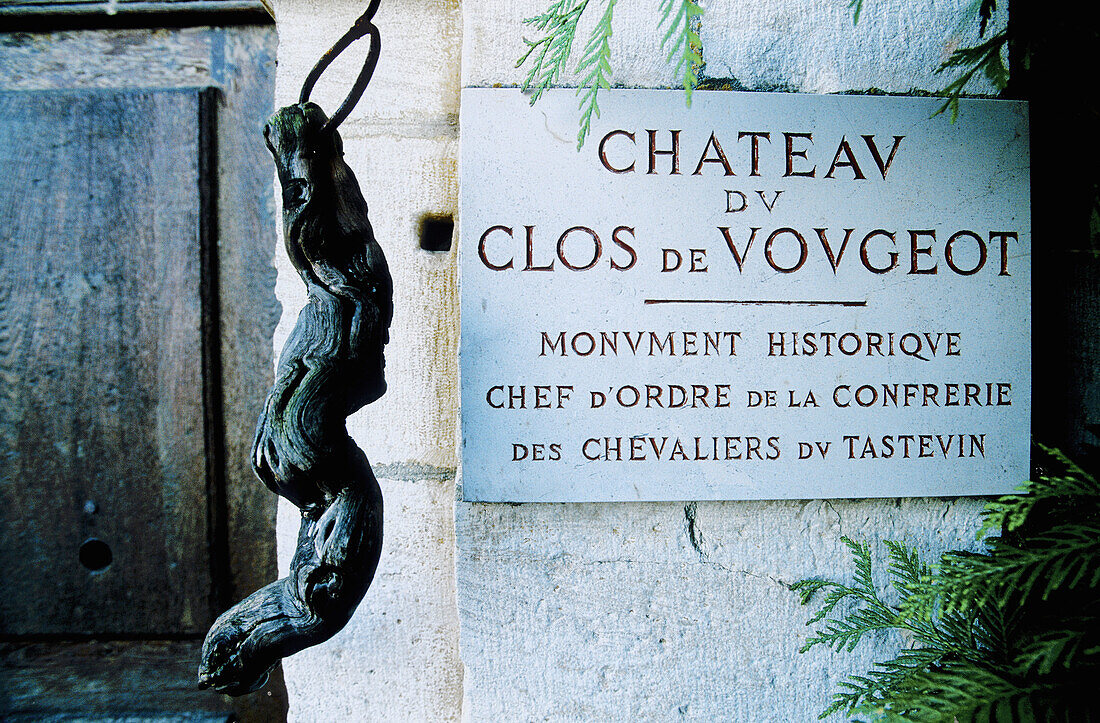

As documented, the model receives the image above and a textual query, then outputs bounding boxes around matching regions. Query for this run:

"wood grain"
[0,640,234,716]
[0,26,287,720]
[199,98,391,695]
[0,88,212,636]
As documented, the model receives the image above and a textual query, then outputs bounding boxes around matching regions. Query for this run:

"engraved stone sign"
[459,88,1030,502]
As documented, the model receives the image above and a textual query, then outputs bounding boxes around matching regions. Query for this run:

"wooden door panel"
[0,88,214,636]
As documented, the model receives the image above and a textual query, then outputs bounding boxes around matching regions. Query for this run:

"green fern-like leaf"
[518,0,591,104]
[515,0,705,147]
[971,603,1018,665]
[574,0,616,149]
[979,446,1099,538]
[885,539,933,604]
[936,525,1100,613]
[658,0,704,105]
[812,607,902,653]
[932,30,1009,121]
[819,648,945,719]
[790,576,831,606]
[977,0,997,35]
[1015,627,1099,677]
[856,662,1028,722]
[850,0,1008,125]
[796,537,903,655]
[848,0,864,25]
[795,447,1100,721]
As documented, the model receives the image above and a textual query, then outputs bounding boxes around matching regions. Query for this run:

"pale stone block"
[270,133,459,468]
[279,475,462,722]
[462,0,1007,95]
[342,134,459,468]
[456,495,986,720]
[698,0,1007,95]
[272,0,461,127]
[456,0,1008,720]
[271,1,462,720]
[273,132,458,722]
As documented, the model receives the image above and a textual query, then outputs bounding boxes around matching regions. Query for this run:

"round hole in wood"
[79,538,112,571]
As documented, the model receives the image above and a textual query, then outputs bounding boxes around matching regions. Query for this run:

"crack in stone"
[823,500,844,533]
[683,502,707,560]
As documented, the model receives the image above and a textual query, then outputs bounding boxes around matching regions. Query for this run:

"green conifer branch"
[795,447,1100,721]
[518,0,591,104]
[516,0,705,147]
[935,526,1100,613]
[1015,627,1100,677]
[933,31,1010,121]
[575,0,617,149]
[847,0,864,25]
[850,1,1009,122]
[658,0,704,105]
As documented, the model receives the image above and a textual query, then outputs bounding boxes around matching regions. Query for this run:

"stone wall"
[270,0,1006,720]
[270,0,463,719]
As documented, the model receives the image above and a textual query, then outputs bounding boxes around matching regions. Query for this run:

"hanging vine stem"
[199,1,393,696]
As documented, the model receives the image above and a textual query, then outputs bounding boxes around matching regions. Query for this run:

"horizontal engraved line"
[644,299,868,307]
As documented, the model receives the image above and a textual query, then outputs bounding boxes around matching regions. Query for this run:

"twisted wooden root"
[198,96,392,695]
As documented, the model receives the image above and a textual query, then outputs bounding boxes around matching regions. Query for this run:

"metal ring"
[298,0,382,134]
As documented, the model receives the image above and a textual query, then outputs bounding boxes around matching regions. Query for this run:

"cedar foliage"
[792,446,1100,721]
[516,0,1010,147]
[516,0,703,148]
[854,0,1009,121]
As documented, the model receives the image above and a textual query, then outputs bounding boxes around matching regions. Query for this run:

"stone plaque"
[459,88,1030,502]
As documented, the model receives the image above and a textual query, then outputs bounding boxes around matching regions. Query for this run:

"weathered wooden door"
[0,88,216,637]
[0,16,284,721]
